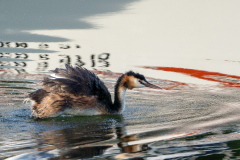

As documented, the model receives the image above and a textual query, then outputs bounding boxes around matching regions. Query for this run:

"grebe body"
[28,64,161,118]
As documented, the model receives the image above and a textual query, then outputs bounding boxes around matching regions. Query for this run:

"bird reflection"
[115,126,148,153]
[35,115,145,159]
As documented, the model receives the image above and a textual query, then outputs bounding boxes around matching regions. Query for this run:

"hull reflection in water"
[2,0,240,159]
[1,74,240,159]
[141,66,240,88]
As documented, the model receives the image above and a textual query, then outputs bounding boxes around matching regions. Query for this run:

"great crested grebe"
[28,64,161,118]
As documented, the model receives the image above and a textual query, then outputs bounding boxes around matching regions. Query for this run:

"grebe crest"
[28,64,161,118]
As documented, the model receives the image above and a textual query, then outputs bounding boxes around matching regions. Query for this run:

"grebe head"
[123,71,161,90]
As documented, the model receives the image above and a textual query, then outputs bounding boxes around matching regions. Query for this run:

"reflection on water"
[0,0,138,42]
[32,116,122,159]
[0,43,111,74]
[1,76,240,159]
[141,66,240,88]
[2,0,240,159]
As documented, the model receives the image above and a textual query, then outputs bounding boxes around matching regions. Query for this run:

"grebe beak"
[143,81,162,89]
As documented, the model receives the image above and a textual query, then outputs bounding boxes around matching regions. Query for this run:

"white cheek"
[134,79,145,88]
[137,83,145,88]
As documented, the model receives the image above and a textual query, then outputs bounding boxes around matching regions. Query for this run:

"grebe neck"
[111,75,127,113]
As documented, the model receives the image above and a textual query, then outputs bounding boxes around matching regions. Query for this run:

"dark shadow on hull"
[1,0,139,42]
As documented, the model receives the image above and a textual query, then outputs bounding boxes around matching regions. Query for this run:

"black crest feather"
[126,71,146,80]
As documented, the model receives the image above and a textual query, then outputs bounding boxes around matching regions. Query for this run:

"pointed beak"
[143,81,162,89]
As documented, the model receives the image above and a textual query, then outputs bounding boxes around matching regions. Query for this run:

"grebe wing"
[28,89,49,104]
[41,77,90,96]
[42,65,112,105]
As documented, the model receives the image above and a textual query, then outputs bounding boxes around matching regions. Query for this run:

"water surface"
[1,0,240,159]
[1,74,240,159]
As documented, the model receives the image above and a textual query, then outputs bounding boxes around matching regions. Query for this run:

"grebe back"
[28,64,161,118]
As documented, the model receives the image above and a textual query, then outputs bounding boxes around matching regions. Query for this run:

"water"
[1,75,240,159]
[1,0,240,159]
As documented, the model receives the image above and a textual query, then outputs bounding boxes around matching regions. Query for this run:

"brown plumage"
[28,64,161,118]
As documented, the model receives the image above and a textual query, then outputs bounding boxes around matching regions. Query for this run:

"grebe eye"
[138,80,142,83]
